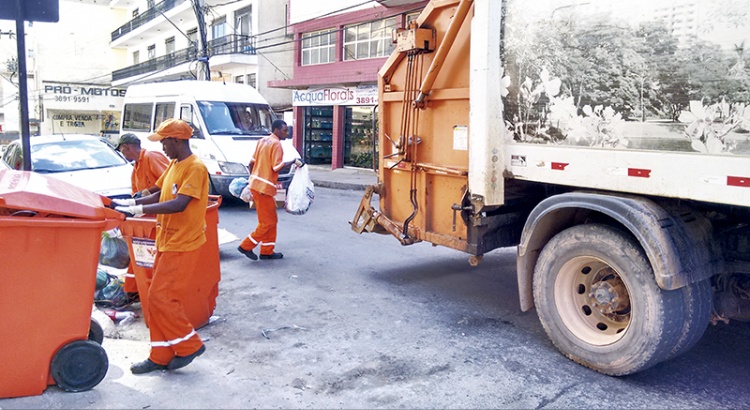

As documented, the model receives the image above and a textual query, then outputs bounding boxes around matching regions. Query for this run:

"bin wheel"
[88,318,104,345]
[51,340,108,392]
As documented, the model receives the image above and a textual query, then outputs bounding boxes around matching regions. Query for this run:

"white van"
[120,80,299,197]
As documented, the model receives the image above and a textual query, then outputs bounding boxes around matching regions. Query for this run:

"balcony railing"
[112,46,197,82]
[111,0,187,42]
[207,34,256,56]
[112,35,256,82]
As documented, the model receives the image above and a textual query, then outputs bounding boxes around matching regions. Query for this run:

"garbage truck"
[352,0,750,375]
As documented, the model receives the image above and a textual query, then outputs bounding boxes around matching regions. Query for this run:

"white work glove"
[115,204,144,217]
[112,198,136,206]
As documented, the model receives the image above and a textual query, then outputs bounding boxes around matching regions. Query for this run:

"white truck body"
[353,0,750,375]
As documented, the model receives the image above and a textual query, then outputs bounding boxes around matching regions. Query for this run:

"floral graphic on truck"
[501,0,750,155]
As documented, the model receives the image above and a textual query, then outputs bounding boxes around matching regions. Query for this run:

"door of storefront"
[343,106,376,169]
[303,106,333,165]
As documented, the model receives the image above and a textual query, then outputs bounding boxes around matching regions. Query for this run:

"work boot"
[259,252,284,260]
[237,246,258,260]
[167,345,206,370]
[131,359,167,374]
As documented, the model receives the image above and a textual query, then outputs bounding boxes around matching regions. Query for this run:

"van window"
[197,101,274,136]
[154,102,175,130]
[180,104,195,124]
[122,103,152,132]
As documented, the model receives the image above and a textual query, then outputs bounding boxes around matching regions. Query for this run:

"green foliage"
[348,152,373,169]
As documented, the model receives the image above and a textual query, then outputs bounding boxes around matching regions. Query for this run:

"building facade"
[108,0,294,112]
[2,0,295,147]
[270,0,427,170]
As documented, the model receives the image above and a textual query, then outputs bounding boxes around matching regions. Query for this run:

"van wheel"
[533,224,684,376]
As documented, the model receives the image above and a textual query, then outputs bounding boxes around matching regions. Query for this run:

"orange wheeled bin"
[118,195,221,329]
[0,169,124,399]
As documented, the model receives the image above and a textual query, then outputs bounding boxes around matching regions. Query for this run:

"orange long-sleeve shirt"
[132,148,170,194]
[248,134,284,197]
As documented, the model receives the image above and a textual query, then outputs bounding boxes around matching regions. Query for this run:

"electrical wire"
[1,2,425,91]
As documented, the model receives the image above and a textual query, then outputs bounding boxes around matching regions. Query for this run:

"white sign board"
[292,86,377,106]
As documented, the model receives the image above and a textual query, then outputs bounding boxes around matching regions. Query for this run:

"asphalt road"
[2,188,750,409]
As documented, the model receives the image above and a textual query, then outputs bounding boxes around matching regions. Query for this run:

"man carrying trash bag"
[111,118,208,374]
[238,119,302,260]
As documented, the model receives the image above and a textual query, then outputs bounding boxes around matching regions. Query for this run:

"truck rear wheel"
[533,224,684,376]
[668,278,711,360]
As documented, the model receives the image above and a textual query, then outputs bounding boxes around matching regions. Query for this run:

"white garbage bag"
[230,177,253,203]
[284,165,314,215]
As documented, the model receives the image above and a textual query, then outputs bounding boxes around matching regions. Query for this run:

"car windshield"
[197,101,274,136]
[31,139,127,173]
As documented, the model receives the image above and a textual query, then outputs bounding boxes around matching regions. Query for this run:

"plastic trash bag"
[229,177,253,203]
[94,268,130,308]
[99,228,130,269]
[240,185,253,203]
[285,165,314,215]
[229,177,249,198]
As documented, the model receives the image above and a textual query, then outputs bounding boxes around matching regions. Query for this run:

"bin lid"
[0,169,125,221]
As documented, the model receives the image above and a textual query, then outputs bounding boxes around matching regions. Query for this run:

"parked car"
[1,134,133,199]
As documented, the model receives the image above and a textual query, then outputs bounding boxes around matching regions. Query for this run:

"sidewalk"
[306,164,378,191]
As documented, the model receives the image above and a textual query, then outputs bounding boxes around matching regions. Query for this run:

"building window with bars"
[235,75,244,84]
[301,29,336,66]
[133,50,140,65]
[212,16,227,40]
[187,28,198,50]
[235,5,252,36]
[147,44,155,60]
[343,17,397,61]
[165,36,175,55]
[248,73,256,88]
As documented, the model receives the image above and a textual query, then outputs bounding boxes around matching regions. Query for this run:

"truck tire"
[533,224,684,376]
[667,278,712,360]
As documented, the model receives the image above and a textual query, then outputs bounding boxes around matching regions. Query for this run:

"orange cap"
[148,118,193,142]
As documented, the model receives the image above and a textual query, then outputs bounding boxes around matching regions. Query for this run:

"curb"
[310,179,369,191]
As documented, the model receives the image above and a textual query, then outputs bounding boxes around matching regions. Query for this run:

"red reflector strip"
[551,162,568,170]
[628,168,651,178]
[727,176,750,187]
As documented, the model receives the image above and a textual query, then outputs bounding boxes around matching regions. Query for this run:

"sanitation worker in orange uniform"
[116,133,169,198]
[238,119,301,260]
[112,118,208,374]
[115,133,170,293]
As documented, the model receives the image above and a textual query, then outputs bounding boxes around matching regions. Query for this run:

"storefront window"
[304,106,333,164]
[344,106,376,169]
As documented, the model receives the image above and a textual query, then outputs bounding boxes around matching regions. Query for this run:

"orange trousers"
[240,189,278,255]
[147,250,204,365]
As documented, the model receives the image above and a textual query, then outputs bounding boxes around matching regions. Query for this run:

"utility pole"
[14,2,31,170]
[192,0,210,81]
